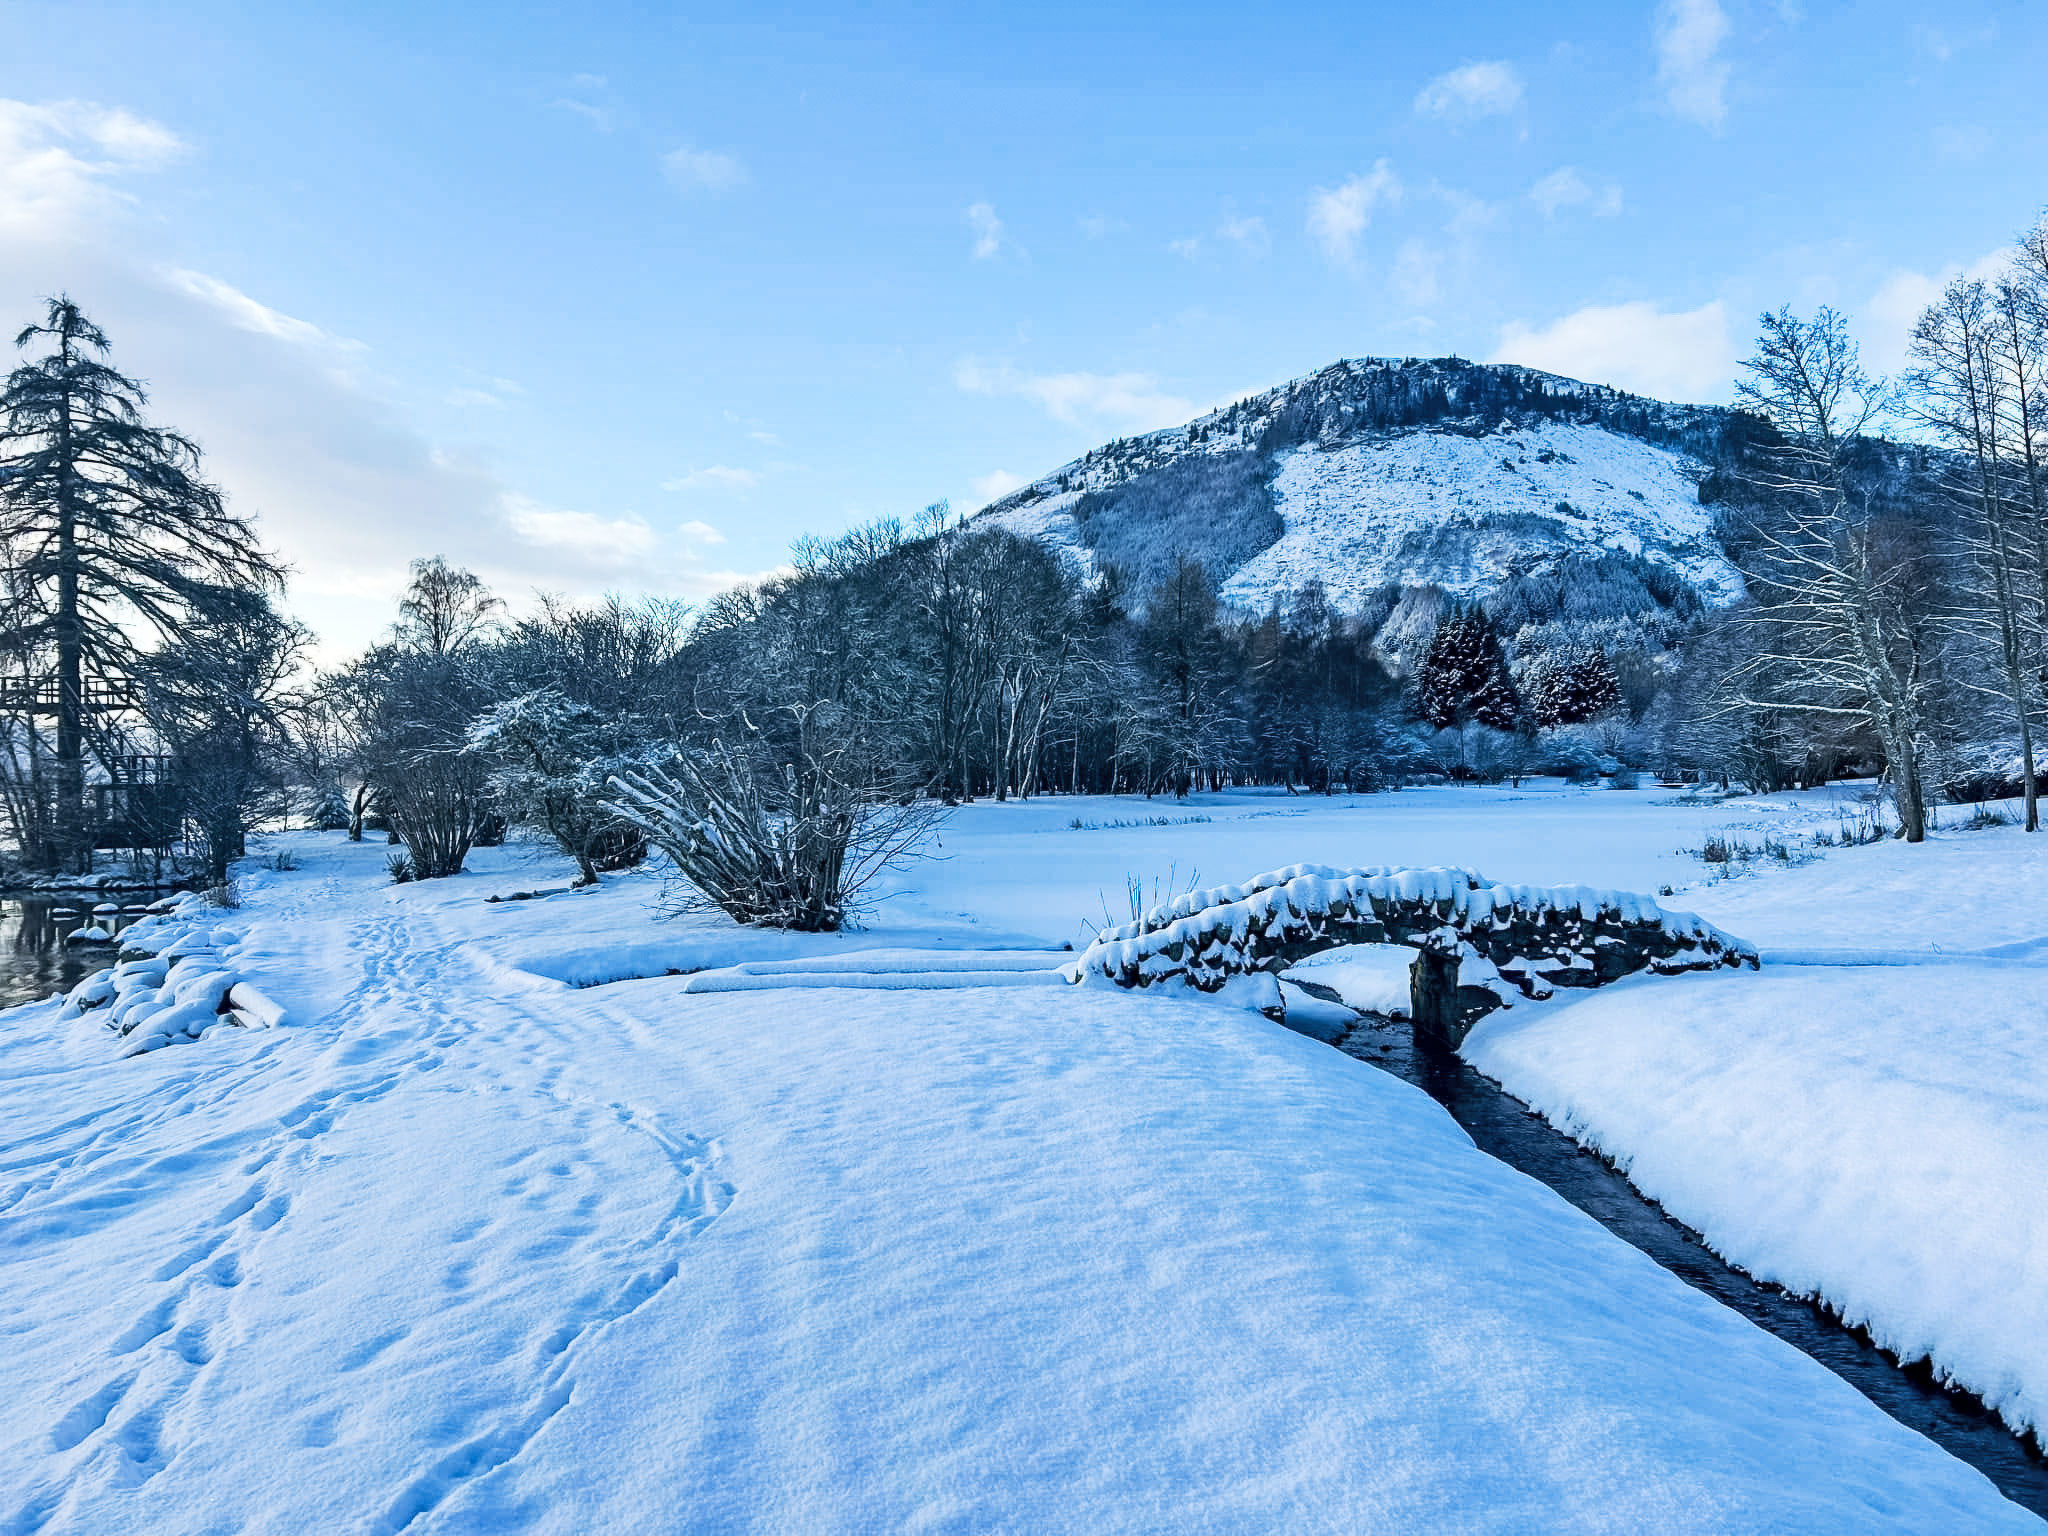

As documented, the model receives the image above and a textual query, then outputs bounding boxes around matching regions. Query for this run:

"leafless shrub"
[606,736,943,932]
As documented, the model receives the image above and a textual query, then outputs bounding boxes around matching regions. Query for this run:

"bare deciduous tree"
[1909,276,2041,828]
[1731,307,1940,840]
[393,555,503,658]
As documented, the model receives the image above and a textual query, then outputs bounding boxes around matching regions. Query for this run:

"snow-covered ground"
[1462,808,2048,1446]
[5,784,2043,1530]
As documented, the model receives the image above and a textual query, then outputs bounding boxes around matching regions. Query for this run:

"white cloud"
[663,144,747,191]
[970,469,1025,504]
[552,99,612,132]
[1380,188,1498,310]
[1414,61,1524,120]
[1932,124,1990,161]
[954,359,1193,433]
[1655,0,1732,128]
[1172,215,1270,263]
[1437,188,1497,244]
[662,465,759,492]
[678,519,727,545]
[445,378,523,409]
[0,99,186,236]
[1218,215,1270,257]
[0,96,778,658]
[163,268,349,348]
[967,201,1004,259]
[1912,22,1996,62]
[505,499,658,564]
[1492,300,1735,402]
[1862,248,2011,375]
[1530,167,1623,218]
[1307,160,1400,269]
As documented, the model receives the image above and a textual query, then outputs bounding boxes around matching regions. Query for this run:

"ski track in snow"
[3,850,734,1535]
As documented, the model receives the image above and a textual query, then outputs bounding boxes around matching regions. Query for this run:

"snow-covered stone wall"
[1065,864,1756,1019]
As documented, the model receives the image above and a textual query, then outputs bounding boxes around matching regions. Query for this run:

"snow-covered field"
[5,783,2044,1531]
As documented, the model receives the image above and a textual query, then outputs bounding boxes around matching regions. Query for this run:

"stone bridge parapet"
[1064,863,1757,1039]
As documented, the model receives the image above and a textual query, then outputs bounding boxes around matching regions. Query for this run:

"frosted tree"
[1522,644,1621,729]
[349,562,503,879]
[468,688,642,884]
[1135,556,1245,795]
[1416,609,1519,732]
[140,588,306,883]
[394,555,503,657]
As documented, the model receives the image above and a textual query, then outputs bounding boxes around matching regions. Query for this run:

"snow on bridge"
[1065,864,1757,1040]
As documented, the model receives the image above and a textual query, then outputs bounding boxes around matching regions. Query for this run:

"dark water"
[1335,1014,2048,1519]
[0,898,146,1011]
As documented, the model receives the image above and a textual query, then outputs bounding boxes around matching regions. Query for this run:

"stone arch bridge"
[1064,864,1757,1046]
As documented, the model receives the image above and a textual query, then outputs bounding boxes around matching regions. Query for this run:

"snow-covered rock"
[56,895,283,1056]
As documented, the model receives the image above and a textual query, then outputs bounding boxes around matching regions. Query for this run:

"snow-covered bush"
[309,783,353,831]
[467,689,645,884]
[1416,723,1528,784]
[606,745,943,932]
[1536,724,1620,782]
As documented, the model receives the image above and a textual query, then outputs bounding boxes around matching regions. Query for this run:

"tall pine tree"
[0,298,280,870]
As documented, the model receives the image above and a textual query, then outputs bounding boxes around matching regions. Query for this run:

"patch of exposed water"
[0,898,146,1012]
[1334,1013,2048,1520]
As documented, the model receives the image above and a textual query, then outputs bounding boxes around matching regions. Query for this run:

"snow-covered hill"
[978,358,1749,615]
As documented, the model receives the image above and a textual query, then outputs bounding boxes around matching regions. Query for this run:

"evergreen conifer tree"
[1526,644,1622,727]
[1417,608,1520,731]
[0,298,279,870]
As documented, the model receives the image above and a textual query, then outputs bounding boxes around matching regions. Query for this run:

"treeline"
[8,210,2048,907]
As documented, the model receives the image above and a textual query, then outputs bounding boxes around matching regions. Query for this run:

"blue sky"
[0,0,2039,652]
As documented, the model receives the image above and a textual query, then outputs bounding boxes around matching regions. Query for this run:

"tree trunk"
[53,378,87,875]
[1888,733,1928,842]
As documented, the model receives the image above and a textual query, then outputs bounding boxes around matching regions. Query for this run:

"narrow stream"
[0,897,147,1012]
[1332,1014,2048,1518]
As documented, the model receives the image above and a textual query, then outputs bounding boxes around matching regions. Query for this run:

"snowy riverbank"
[1465,815,2048,1447]
[4,786,2043,1530]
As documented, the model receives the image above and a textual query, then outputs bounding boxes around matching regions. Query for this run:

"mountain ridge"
[976,356,1759,619]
